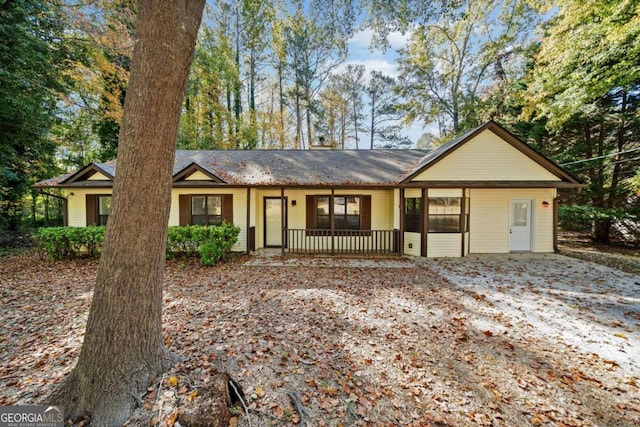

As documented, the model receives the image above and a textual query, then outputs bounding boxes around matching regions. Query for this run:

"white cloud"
[348,28,413,54]
[334,58,400,80]
[387,30,413,51]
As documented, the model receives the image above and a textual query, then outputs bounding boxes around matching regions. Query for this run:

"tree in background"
[396,0,539,139]
[317,76,349,148]
[521,0,640,244]
[333,64,366,149]
[0,0,69,230]
[367,71,411,149]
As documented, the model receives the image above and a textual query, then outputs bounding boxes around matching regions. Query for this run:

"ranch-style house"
[35,121,583,257]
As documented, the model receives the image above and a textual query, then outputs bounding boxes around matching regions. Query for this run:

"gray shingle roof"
[172,149,429,186]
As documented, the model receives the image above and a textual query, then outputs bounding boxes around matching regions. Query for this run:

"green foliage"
[0,0,69,230]
[166,223,240,265]
[198,223,240,266]
[518,0,640,243]
[35,226,106,260]
[396,0,539,136]
[37,223,240,265]
[559,205,636,232]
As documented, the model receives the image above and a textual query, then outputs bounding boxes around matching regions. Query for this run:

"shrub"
[36,223,240,265]
[35,226,106,260]
[168,223,240,265]
[199,222,240,266]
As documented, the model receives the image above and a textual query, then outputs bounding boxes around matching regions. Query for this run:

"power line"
[560,147,640,166]
[569,156,640,173]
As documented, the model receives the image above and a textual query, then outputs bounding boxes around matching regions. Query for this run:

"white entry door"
[264,198,285,247]
[509,199,532,251]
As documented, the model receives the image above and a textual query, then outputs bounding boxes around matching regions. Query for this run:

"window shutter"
[179,195,190,226]
[306,195,317,229]
[86,194,97,226]
[360,195,372,230]
[222,194,233,224]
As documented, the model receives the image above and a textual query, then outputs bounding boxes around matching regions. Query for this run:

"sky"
[336,28,433,147]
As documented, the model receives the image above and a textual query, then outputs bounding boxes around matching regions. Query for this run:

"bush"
[167,223,240,265]
[35,226,106,260]
[199,223,240,266]
[36,223,240,265]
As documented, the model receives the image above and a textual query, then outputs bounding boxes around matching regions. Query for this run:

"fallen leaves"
[1,252,639,426]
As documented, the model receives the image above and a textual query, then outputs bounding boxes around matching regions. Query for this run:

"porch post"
[330,187,335,255]
[399,188,405,255]
[281,186,285,255]
[461,188,466,257]
[246,187,251,255]
[422,188,428,257]
[553,196,559,252]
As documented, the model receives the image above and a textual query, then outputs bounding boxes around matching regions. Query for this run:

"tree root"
[287,390,310,427]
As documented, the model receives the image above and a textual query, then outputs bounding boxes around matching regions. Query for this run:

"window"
[191,195,222,225]
[428,197,461,233]
[86,194,111,226]
[98,196,111,226]
[405,198,421,232]
[179,194,233,226]
[316,196,361,230]
[306,195,371,232]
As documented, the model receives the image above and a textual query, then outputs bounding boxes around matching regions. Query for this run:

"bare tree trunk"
[370,93,375,150]
[49,1,205,425]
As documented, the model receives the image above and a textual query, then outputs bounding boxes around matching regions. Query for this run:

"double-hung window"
[191,195,222,225]
[179,194,233,226]
[307,195,370,233]
[316,196,361,230]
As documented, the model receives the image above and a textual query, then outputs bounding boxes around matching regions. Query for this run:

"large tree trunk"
[49,1,205,425]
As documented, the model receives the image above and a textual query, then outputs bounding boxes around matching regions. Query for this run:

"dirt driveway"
[0,252,639,426]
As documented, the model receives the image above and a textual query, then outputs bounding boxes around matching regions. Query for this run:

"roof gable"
[61,163,115,185]
[173,162,225,183]
[403,121,581,185]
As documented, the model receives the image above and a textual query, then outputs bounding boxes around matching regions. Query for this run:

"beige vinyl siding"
[405,188,422,198]
[403,232,421,256]
[86,172,111,181]
[426,234,461,257]
[170,188,247,252]
[469,188,556,253]
[393,189,400,229]
[184,170,213,180]
[428,188,462,197]
[412,129,561,182]
[66,188,112,226]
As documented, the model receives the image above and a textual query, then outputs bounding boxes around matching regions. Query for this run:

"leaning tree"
[49,1,206,424]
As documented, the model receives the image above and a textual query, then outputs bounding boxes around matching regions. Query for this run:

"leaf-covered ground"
[1,251,639,426]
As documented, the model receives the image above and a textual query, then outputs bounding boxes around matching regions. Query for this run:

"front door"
[510,199,532,251]
[264,197,286,247]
